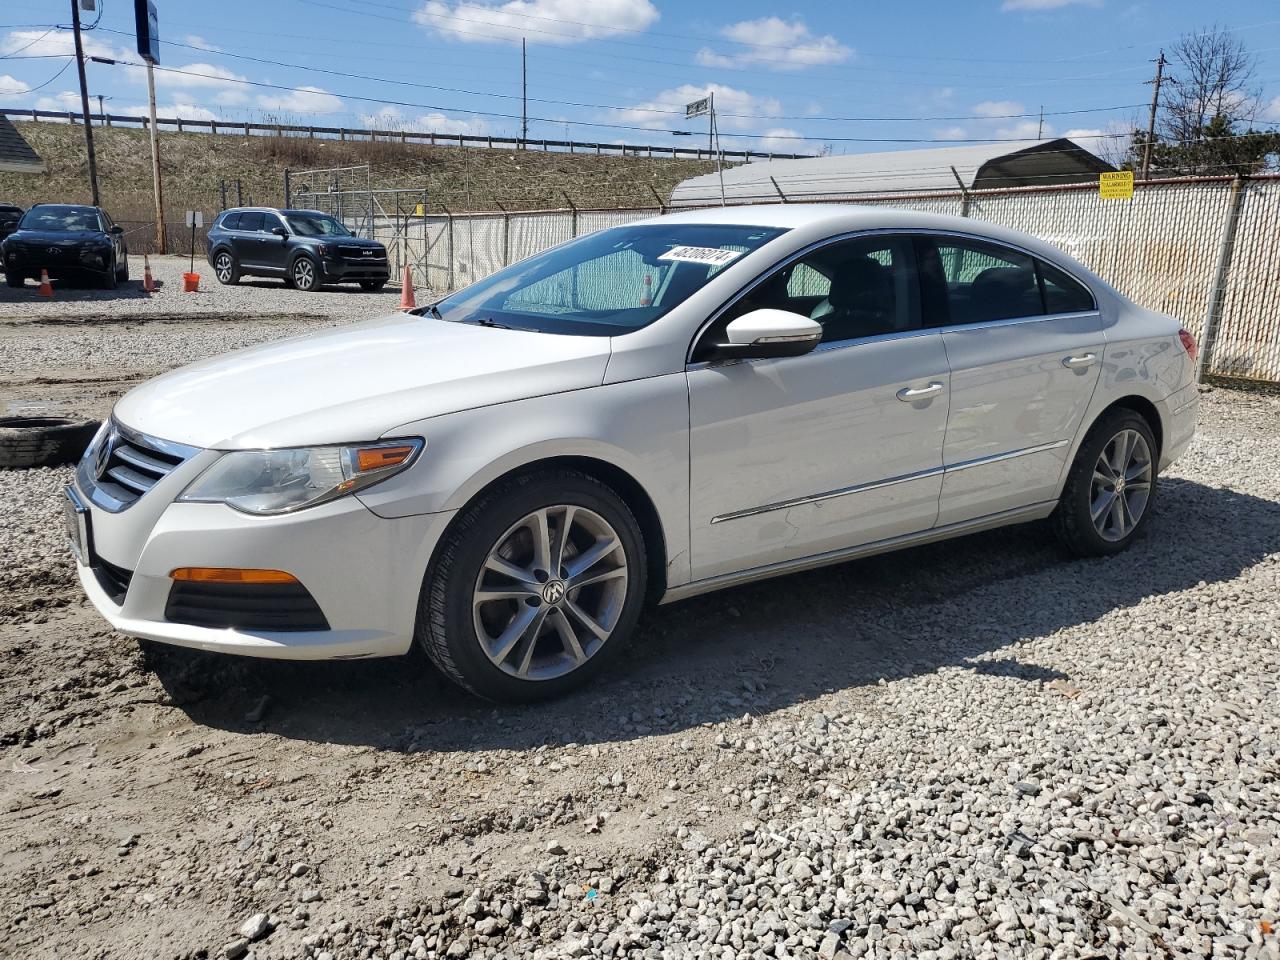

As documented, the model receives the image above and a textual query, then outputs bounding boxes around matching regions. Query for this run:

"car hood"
[113,314,613,449]
[6,229,107,245]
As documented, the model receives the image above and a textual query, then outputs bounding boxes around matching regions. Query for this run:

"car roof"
[219,207,330,216]
[29,203,102,212]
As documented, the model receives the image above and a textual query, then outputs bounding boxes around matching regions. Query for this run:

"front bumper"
[319,257,390,281]
[73,477,455,660]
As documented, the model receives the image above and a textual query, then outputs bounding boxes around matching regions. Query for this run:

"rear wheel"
[1054,409,1158,557]
[213,250,239,285]
[418,469,647,702]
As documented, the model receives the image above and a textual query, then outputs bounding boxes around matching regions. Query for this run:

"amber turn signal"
[355,444,418,473]
[170,567,299,584]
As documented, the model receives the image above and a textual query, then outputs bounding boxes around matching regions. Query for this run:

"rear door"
[232,211,264,268]
[917,235,1104,526]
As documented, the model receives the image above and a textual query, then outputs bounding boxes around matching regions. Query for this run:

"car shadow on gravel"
[147,476,1279,752]
[0,279,151,304]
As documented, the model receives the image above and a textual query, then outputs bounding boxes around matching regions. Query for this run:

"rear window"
[1039,260,1096,314]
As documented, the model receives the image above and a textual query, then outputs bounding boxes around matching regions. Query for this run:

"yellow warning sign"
[1099,171,1134,199]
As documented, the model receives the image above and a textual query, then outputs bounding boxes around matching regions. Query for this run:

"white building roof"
[670,138,1111,207]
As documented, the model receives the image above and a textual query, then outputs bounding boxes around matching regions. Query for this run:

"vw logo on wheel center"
[541,580,567,605]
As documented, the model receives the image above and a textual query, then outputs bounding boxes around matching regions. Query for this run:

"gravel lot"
[0,282,1277,960]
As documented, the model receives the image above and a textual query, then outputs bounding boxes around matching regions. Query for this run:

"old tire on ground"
[1053,408,1159,557]
[0,417,100,469]
[417,468,647,702]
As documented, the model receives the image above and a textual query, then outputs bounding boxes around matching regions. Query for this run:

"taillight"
[1178,328,1198,361]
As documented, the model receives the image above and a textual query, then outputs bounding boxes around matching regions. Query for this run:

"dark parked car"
[0,204,22,239]
[207,207,389,292]
[2,203,129,289]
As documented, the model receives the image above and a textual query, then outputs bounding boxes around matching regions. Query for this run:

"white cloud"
[120,101,219,122]
[615,83,782,134]
[696,17,851,72]
[1,28,127,62]
[972,100,1025,118]
[935,126,971,141]
[757,127,802,152]
[415,0,658,45]
[1001,0,1100,9]
[256,86,344,116]
[124,62,252,106]
[1260,96,1280,122]
[359,105,489,136]
[182,35,222,52]
[994,120,1044,141]
[0,74,30,98]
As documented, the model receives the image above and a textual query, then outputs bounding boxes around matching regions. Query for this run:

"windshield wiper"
[470,317,514,330]
[421,303,443,319]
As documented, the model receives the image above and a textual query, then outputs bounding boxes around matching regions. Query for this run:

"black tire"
[212,250,240,286]
[116,254,129,283]
[418,469,648,702]
[290,255,320,292]
[359,279,387,292]
[1053,409,1159,557]
[4,271,22,288]
[0,417,100,469]
[102,258,118,290]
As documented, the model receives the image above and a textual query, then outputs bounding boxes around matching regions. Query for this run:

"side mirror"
[271,226,289,238]
[109,225,124,235]
[709,309,822,361]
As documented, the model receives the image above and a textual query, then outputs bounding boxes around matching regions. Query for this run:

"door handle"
[896,382,944,402]
[1062,353,1098,369]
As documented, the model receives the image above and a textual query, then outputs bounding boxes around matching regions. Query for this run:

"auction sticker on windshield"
[658,246,744,267]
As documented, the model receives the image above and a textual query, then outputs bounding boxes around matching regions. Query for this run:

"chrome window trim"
[686,227,1100,364]
[709,438,1070,525]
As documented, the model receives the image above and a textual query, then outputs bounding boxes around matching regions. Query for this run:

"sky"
[2,0,1279,160]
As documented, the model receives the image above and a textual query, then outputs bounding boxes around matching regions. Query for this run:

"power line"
[94,28,1150,127]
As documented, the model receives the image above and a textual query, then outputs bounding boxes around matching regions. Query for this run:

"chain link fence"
[384,175,1280,384]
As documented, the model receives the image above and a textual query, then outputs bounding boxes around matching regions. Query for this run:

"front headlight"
[177,439,423,515]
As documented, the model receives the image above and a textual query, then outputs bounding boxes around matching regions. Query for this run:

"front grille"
[337,245,387,261]
[165,581,330,632]
[92,559,133,605]
[92,429,188,509]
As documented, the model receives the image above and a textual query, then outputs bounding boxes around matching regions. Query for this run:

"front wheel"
[290,255,319,292]
[213,251,239,285]
[4,271,21,288]
[116,254,129,283]
[418,469,647,702]
[101,258,118,290]
[1053,409,1158,557]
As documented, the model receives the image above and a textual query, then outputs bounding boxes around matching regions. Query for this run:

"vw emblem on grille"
[94,429,116,479]
[541,580,567,605]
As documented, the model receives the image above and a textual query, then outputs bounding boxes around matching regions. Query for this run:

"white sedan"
[66,206,1199,701]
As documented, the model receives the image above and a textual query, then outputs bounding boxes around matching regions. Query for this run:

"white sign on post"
[185,210,204,228]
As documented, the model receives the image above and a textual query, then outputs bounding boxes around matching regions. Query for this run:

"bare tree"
[1160,25,1261,144]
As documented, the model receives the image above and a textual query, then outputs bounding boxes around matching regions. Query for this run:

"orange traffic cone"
[142,255,156,294]
[399,264,417,311]
[36,269,53,298]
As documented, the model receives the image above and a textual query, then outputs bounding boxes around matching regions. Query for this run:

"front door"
[686,233,950,582]
[914,235,1105,526]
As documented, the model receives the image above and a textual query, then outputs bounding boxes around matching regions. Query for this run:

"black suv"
[2,203,129,289]
[206,207,389,292]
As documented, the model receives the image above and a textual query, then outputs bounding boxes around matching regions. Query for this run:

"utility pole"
[1142,50,1167,181]
[69,0,100,205]
[146,61,167,252]
[1037,106,1044,140]
[520,38,527,147]
[97,94,110,127]
[709,92,724,207]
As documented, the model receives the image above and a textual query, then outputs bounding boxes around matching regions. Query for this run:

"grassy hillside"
[0,121,715,247]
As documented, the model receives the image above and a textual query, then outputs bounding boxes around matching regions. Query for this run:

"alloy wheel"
[294,258,316,290]
[1090,428,1153,542]
[215,253,234,283]
[472,505,628,681]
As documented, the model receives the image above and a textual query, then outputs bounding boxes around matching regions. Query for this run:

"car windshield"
[286,214,353,237]
[431,223,788,336]
[20,207,102,232]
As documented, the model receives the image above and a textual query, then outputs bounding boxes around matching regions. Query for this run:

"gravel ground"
[0,255,410,420]
[0,295,1277,960]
